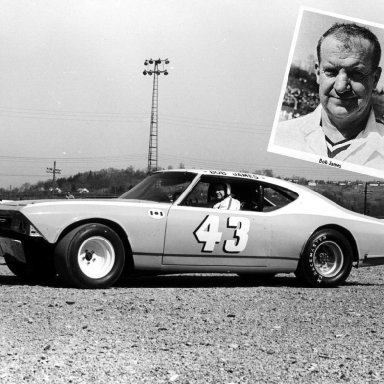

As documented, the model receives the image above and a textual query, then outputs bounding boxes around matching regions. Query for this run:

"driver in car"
[212,183,241,210]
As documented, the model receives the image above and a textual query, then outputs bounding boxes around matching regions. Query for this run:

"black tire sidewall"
[62,224,125,288]
[300,229,353,287]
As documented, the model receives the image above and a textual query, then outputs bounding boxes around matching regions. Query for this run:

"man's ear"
[373,66,382,88]
[315,63,320,85]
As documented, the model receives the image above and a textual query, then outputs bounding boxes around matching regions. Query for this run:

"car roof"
[154,169,310,194]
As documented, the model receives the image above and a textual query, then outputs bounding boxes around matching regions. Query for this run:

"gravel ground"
[0,259,384,384]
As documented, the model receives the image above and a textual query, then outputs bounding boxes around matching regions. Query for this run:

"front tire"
[295,229,353,288]
[54,224,125,288]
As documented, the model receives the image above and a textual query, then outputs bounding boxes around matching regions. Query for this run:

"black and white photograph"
[1,1,384,384]
[269,7,384,179]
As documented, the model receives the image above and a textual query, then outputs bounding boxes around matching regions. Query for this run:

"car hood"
[0,198,172,244]
[0,198,156,207]
[0,199,60,206]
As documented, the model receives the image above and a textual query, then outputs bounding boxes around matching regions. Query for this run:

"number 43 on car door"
[163,201,270,267]
[193,215,250,253]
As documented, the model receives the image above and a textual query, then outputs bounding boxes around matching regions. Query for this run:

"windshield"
[119,171,197,202]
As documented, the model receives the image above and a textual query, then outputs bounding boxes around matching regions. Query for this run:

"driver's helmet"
[212,182,231,197]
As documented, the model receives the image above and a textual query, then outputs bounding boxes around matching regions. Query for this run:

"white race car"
[0,169,383,288]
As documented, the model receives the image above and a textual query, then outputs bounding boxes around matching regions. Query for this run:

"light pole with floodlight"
[143,58,169,173]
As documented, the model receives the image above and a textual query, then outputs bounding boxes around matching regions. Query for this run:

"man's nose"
[334,69,351,93]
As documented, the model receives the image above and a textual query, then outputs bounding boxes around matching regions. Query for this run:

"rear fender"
[299,224,359,267]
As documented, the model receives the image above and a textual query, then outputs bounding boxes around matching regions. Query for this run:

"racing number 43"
[193,215,250,253]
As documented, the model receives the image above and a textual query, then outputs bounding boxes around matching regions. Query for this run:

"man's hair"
[316,23,381,70]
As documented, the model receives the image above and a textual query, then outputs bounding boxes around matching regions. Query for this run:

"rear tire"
[295,229,353,287]
[54,224,125,289]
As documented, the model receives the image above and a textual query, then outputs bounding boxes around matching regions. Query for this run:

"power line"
[0,154,146,163]
[160,118,268,134]
[0,174,51,177]
[0,106,148,118]
[0,152,373,175]
[0,106,271,127]
[160,114,271,129]
[0,105,272,130]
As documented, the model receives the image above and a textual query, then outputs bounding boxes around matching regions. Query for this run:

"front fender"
[19,200,171,257]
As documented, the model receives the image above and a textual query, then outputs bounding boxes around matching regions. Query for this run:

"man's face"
[316,35,381,127]
[214,186,226,200]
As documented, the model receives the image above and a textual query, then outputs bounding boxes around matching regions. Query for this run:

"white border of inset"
[268,6,384,180]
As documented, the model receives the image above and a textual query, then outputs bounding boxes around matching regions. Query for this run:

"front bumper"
[0,236,26,263]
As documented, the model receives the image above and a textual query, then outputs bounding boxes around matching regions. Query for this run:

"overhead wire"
[0,106,272,133]
[0,105,375,181]
[0,151,371,176]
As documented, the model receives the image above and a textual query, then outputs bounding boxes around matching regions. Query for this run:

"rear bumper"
[0,237,26,263]
[359,254,384,267]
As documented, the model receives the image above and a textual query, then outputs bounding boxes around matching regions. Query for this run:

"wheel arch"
[56,218,134,270]
[304,224,359,265]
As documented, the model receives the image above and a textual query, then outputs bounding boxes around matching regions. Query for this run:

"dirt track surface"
[0,261,384,384]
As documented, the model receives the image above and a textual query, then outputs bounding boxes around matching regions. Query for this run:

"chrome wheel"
[78,236,115,279]
[313,240,344,278]
[295,229,353,287]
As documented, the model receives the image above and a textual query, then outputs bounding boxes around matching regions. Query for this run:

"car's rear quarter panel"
[269,197,384,265]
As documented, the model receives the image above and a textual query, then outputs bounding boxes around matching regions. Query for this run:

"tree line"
[1,166,147,199]
[1,167,382,218]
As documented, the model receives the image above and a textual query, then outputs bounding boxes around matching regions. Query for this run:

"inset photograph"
[268,8,384,179]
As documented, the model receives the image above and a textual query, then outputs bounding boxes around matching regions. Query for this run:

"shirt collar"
[336,109,384,162]
[298,105,384,161]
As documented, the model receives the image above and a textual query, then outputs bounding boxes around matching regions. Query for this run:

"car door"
[162,177,272,267]
[163,205,272,267]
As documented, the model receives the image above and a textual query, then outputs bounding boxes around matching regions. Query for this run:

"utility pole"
[364,182,368,215]
[46,161,61,192]
[143,58,169,173]
[362,182,372,215]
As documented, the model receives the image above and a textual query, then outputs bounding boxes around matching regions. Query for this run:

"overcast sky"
[1,0,384,188]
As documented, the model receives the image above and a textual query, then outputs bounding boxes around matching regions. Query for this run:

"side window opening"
[180,181,211,207]
[180,176,243,208]
[179,176,298,212]
[261,185,298,211]
[179,176,257,210]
